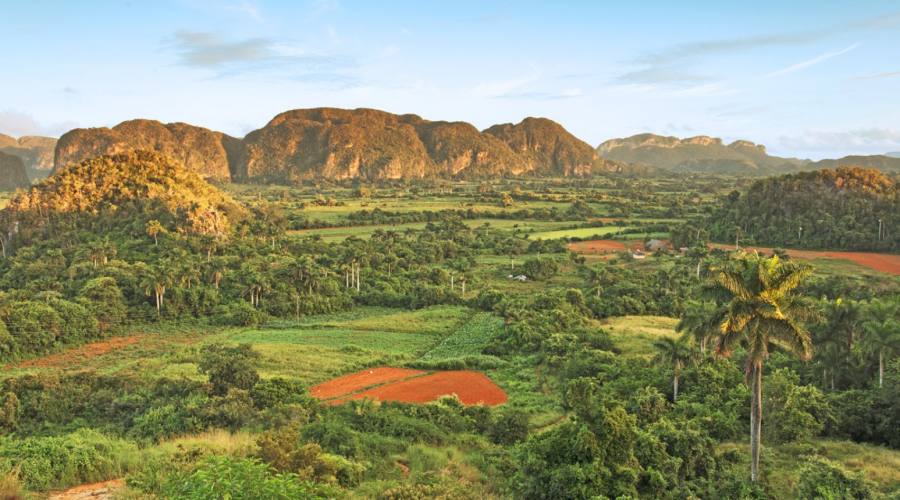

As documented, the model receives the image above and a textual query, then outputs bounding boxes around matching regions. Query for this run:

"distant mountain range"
[597,133,900,175]
[888,152,900,158]
[0,133,56,179]
[2,109,900,187]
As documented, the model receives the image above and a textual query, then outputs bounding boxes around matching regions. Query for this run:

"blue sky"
[2,0,899,159]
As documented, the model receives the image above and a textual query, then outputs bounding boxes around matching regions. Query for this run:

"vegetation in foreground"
[0,152,896,498]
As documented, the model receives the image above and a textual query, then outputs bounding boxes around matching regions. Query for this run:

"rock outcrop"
[53,120,236,181]
[483,117,597,176]
[237,108,599,181]
[596,133,805,175]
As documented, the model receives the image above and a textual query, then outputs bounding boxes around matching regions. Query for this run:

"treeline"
[704,167,899,251]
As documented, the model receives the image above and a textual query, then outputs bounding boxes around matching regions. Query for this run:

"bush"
[212,301,269,327]
[796,456,872,499]
[521,256,560,281]
[198,343,261,396]
[162,455,339,499]
[0,429,139,490]
[489,407,530,445]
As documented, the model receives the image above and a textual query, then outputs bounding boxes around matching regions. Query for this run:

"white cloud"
[0,110,77,138]
[473,70,540,98]
[765,42,861,78]
[779,128,900,152]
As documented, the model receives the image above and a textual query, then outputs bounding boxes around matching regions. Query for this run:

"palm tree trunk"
[673,374,679,402]
[750,361,763,482]
[879,351,884,388]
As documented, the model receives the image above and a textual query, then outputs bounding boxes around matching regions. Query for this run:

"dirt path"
[48,479,124,500]
[7,336,140,370]
[710,244,900,276]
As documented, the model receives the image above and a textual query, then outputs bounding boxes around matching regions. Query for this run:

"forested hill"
[3,150,243,245]
[705,167,899,252]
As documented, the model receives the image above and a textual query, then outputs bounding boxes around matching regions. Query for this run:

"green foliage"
[0,429,139,491]
[705,167,898,251]
[161,455,339,500]
[521,256,560,280]
[796,456,873,499]
[198,343,261,396]
[763,368,831,444]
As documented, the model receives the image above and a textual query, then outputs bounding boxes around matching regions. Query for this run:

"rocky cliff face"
[596,133,804,175]
[0,152,31,191]
[483,117,597,176]
[0,134,57,172]
[237,108,597,181]
[54,120,236,180]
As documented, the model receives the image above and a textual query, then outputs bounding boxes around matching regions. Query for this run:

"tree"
[677,300,717,354]
[652,337,695,402]
[78,277,127,333]
[707,252,815,482]
[140,264,173,317]
[146,219,166,246]
[198,343,261,396]
[861,299,900,388]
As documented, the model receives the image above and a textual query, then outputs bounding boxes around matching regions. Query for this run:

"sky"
[2,0,900,159]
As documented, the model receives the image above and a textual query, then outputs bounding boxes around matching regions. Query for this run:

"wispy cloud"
[473,69,583,100]
[765,43,861,78]
[853,70,900,80]
[779,127,900,153]
[166,31,357,87]
[617,11,900,85]
[0,109,77,138]
[473,70,540,98]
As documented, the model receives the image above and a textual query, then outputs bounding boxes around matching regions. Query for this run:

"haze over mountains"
[1,107,899,186]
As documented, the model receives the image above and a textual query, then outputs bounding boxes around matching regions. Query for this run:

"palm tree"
[677,300,718,354]
[707,252,815,483]
[146,219,165,246]
[861,299,900,388]
[652,337,695,402]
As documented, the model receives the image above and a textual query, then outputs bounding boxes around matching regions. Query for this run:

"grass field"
[290,218,576,241]
[530,226,637,240]
[720,439,900,497]
[598,315,680,357]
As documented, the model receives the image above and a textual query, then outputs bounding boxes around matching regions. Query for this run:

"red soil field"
[567,239,629,254]
[310,367,425,399]
[344,370,508,406]
[8,336,140,369]
[710,244,900,276]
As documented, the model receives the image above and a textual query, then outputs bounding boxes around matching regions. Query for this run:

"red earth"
[342,370,508,406]
[566,239,630,254]
[309,367,425,399]
[8,336,140,369]
[709,244,900,276]
[312,367,508,406]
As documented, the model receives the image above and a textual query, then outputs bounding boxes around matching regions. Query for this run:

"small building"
[632,250,646,259]
[645,239,668,252]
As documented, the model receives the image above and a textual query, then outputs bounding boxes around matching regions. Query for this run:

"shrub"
[161,455,339,500]
[489,407,530,445]
[212,302,269,327]
[198,343,260,396]
[0,429,139,490]
[796,456,872,499]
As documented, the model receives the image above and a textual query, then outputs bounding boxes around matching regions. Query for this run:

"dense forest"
[703,167,899,252]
